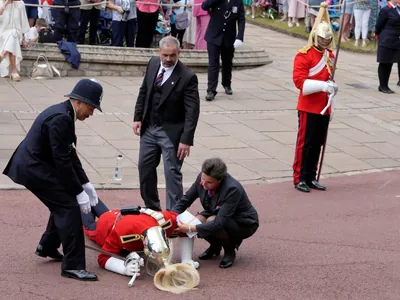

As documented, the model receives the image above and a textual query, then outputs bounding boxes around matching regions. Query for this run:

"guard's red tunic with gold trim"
[293,46,335,115]
[85,210,178,268]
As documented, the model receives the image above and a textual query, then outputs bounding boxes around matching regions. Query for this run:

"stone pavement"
[1,23,400,189]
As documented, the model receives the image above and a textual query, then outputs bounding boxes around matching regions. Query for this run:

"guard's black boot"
[295,181,310,193]
[307,180,326,191]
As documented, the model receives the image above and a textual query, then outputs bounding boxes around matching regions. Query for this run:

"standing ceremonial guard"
[3,79,103,281]
[292,2,338,193]
[202,0,245,101]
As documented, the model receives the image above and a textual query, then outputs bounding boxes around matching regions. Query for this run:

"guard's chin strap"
[140,208,166,226]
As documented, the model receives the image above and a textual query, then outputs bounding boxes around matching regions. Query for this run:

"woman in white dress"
[0,0,30,81]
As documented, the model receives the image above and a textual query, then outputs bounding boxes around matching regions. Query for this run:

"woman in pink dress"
[193,0,209,50]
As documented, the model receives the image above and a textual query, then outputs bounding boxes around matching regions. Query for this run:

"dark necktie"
[155,68,165,88]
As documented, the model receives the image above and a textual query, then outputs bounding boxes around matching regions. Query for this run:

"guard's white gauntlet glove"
[82,182,98,207]
[323,80,338,96]
[76,191,91,214]
[105,252,144,277]
[233,39,243,49]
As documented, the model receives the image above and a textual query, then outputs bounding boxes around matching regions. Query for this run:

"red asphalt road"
[1,171,400,300]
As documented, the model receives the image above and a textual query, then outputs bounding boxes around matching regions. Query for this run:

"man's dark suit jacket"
[376,6,400,50]
[202,0,245,47]
[3,100,88,196]
[134,56,200,148]
[172,173,259,238]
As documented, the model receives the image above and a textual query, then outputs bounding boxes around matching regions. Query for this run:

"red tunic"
[293,46,335,115]
[92,210,178,268]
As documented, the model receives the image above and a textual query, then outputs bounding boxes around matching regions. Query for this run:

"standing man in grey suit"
[133,36,200,211]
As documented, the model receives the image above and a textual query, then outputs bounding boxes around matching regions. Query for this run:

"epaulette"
[298,45,311,54]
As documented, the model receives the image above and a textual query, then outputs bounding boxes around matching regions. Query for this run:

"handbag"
[174,0,189,30]
[30,53,61,79]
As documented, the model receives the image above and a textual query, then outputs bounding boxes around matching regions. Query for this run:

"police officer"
[3,79,104,281]
[52,0,81,42]
[202,0,245,101]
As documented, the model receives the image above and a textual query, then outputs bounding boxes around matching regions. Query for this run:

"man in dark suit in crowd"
[3,79,103,281]
[52,0,81,42]
[202,0,245,101]
[133,36,200,211]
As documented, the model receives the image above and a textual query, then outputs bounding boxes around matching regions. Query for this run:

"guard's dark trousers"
[292,111,330,185]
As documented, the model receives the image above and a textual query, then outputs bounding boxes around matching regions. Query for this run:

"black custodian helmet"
[65,78,103,112]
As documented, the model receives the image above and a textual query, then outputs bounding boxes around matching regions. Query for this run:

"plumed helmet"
[315,21,333,40]
[308,2,335,49]
[143,226,171,276]
[65,78,103,112]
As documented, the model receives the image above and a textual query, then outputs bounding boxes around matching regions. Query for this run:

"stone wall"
[20,43,272,77]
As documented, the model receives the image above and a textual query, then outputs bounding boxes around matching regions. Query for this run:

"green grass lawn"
[246,15,378,54]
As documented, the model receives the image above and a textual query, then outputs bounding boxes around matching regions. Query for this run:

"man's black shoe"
[397,81,400,87]
[307,180,326,191]
[199,245,221,260]
[219,250,236,268]
[205,91,216,101]
[378,86,395,94]
[35,244,63,262]
[61,270,98,281]
[305,26,311,33]
[294,181,310,193]
[223,86,233,95]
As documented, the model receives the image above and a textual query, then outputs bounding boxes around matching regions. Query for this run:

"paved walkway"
[1,24,400,189]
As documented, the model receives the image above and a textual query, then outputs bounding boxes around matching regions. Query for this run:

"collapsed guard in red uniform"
[292,2,339,193]
[82,199,200,294]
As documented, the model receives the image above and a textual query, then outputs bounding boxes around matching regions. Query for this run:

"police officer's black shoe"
[295,181,310,193]
[35,244,63,262]
[223,86,233,95]
[199,245,222,260]
[205,91,217,101]
[307,180,326,191]
[61,270,98,281]
[305,26,311,33]
[397,81,400,86]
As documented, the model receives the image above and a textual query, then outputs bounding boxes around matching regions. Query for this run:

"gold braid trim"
[298,45,311,54]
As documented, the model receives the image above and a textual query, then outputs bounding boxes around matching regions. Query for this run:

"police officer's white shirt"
[157,60,178,86]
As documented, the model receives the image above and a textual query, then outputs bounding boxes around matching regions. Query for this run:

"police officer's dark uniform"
[202,0,245,101]
[3,79,103,281]
[52,0,81,42]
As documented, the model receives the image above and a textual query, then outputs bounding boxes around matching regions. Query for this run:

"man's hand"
[177,143,190,161]
[76,191,91,214]
[132,121,142,136]
[82,182,98,207]
[233,39,243,49]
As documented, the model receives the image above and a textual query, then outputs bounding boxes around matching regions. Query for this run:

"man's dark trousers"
[207,42,234,93]
[52,7,81,42]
